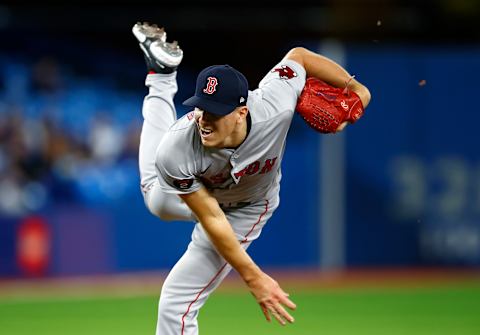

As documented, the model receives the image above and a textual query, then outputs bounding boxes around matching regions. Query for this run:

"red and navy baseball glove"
[296,77,365,134]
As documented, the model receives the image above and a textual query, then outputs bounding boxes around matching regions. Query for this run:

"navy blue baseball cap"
[183,64,248,116]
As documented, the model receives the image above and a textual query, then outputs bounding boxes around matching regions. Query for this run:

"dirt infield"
[1,267,479,299]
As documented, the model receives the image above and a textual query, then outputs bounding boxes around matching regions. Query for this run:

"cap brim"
[183,95,237,116]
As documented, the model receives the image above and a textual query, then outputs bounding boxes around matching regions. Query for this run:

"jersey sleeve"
[258,59,306,113]
[155,131,203,195]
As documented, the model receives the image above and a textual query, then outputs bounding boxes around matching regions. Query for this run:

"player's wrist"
[240,264,264,285]
[357,88,371,108]
[350,82,371,108]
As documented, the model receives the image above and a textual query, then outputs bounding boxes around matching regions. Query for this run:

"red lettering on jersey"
[187,111,195,120]
[203,76,218,94]
[272,65,297,80]
[260,157,278,174]
[246,161,260,175]
[234,168,247,179]
[234,157,278,179]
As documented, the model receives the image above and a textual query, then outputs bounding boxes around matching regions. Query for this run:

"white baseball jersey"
[155,59,306,207]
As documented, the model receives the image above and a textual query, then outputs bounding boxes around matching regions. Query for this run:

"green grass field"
[1,282,479,335]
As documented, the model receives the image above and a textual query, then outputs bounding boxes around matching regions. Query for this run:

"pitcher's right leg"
[134,22,193,221]
[140,74,194,221]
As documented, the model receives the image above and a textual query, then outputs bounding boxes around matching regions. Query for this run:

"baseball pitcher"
[133,22,371,335]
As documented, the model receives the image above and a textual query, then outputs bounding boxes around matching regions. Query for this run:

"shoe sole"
[132,23,166,43]
[150,41,183,68]
[132,22,183,69]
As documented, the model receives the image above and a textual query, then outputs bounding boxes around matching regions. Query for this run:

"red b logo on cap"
[203,76,218,94]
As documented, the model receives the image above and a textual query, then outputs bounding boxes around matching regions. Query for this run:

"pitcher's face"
[195,107,247,148]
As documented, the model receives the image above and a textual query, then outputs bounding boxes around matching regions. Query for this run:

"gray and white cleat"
[132,22,183,74]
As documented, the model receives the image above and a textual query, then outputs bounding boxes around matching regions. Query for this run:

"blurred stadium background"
[0,1,479,334]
